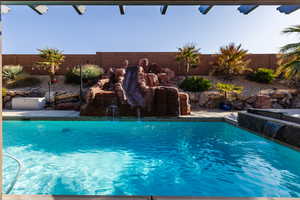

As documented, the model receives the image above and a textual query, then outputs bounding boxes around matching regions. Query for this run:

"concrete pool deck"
[2,110,238,122]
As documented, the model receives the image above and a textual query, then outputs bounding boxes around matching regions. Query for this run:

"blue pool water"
[3,121,300,197]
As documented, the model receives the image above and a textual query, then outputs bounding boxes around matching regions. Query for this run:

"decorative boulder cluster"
[2,88,81,110]
[3,88,44,109]
[81,67,191,116]
[54,91,80,110]
[189,88,300,110]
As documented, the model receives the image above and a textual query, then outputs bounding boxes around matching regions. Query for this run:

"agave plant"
[36,48,65,82]
[276,25,300,82]
[210,43,251,79]
[2,65,23,81]
[176,44,200,77]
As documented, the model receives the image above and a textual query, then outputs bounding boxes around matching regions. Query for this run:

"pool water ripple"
[3,121,300,197]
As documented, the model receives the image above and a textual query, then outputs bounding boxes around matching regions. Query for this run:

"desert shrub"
[3,65,23,81]
[216,83,243,101]
[6,74,41,88]
[2,88,7,97]
[210,43,251,79]
[65,64,104,85]
[179,76,212,92]
[248,68,276,83]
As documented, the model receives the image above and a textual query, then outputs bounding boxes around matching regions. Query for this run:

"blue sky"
[2,5,300,54]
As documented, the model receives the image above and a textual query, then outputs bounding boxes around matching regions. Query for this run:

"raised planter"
[12,97,46,110]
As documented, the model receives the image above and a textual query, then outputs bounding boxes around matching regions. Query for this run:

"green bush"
[3,65,23,81]
[248,68,276,83]
[6,74,41,88]
[65,64,104,85]
[179,76,212,92]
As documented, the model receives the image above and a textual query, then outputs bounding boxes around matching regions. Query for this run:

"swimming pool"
[3,120,300,197]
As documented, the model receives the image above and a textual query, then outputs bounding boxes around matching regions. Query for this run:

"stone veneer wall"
[238,112,300,148]
[3,52,279,76]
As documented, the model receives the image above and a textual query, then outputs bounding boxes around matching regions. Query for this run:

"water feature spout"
[106,104,119,120]
[263,121,285,138]
[137,107,141,120]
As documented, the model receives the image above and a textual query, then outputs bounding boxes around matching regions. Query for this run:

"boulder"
[271,89,292,99]
[81,90,117,116]
[162,68,175,81]
[55,102,80,110]
[244,103,253,109]
[199,91,223,108]
[292,95,300,108]
[186,92,200,103]
[45,91,56,103]
[55,93,80,104]
[145,73,159,87]
[153,87,168,116]
[245,96,256,104]
[166,87,180,116]
[157,73,169,84]
[272,102,284,109]
[254,95,272,109]
[114,68,126,80]
[3,96,11,104]
[179,92,191,115]
[232,100,244,110]
[4,101,12,110]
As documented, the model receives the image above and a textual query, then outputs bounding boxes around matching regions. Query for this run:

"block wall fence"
[3,52,279,76]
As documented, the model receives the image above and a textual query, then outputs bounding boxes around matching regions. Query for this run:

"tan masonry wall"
[3,52,279,76]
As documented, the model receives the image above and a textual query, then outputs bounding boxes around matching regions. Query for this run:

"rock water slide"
[122,66,145,108]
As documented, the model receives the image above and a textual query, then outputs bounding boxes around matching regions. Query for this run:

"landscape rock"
[179,92,191,115]
[245,96,256,104]
[186,92,200,103]
[199,91,224,108]
[45,91,56,103]
[292,95,300,108]
[55,102,80,110]
[272,103,284,109]
[254,95,272,109]
[232,100,244,110]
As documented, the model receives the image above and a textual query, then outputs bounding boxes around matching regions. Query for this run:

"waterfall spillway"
[106,104,119,120]
[263,121,285,138]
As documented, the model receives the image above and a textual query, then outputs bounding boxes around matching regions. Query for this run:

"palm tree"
[276,25,300,81]
[176,44,200,77]
[37,48,65,82]
[210,43,251,80]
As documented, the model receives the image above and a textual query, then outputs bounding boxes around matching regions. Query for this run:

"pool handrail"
[4,152,22,194]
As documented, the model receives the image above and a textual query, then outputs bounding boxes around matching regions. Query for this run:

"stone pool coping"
[3,195,299,200]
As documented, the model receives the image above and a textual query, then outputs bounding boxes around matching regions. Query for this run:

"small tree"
[176,44,200,77]
[210,43,251,80]
[37,48,65,82]
[216,83,243,102]
[276,25,300,83]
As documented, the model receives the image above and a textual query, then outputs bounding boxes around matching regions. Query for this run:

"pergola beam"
[2,0,300,6]
[28,5,48,14]
[0,5,12,14]
[238,5,259,14]
[198,5,213,14]
[72,5,86,15]
[277,5,300,14]
[160,5,168,15]
[119,5,125,14]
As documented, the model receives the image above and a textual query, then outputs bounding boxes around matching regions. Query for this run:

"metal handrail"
[4,153,22,194]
